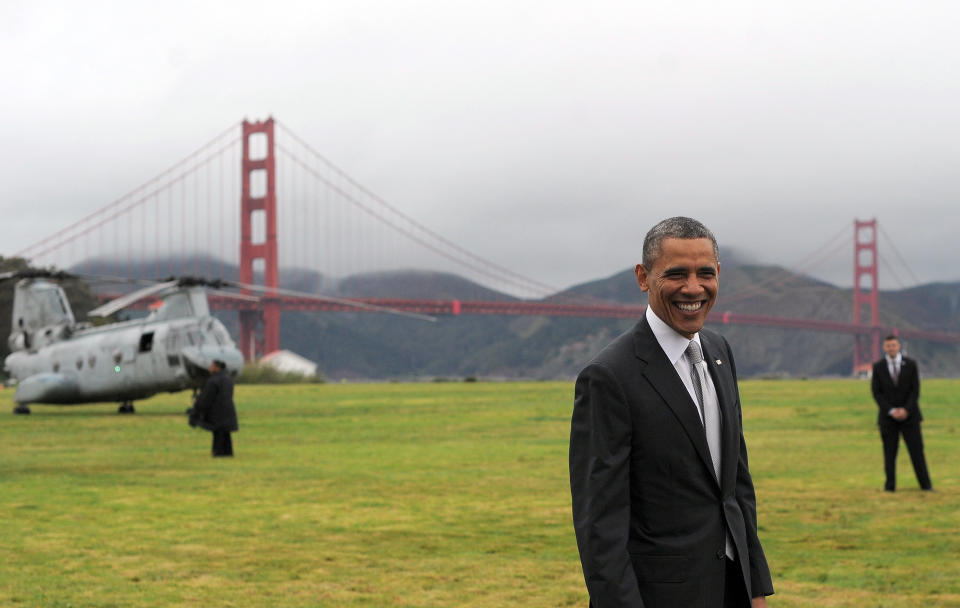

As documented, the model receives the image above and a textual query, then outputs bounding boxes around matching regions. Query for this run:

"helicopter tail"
[8,279,77,352]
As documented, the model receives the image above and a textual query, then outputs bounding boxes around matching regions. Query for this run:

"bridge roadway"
[205,294,960,344]
[97,293,960,344]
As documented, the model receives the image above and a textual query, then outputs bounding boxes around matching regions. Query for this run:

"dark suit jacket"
[191,371,239,432]
[871,356,922,426]
[570,318,773,607]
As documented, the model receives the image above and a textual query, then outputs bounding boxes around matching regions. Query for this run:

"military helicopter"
[2,270,435,415]
[2,271,244,415]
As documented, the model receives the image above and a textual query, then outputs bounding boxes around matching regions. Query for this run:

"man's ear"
[635,264,650,292]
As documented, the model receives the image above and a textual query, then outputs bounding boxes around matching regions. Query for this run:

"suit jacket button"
[716,550,725,560]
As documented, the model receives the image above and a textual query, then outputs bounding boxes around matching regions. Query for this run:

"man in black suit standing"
[570,217,773,607]
[871,335,932,492]
[190,360,239,457]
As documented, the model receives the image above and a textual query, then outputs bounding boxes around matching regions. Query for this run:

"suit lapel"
[632,319,716,485]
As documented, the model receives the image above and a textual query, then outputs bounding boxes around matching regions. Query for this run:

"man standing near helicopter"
[189,360,239,457]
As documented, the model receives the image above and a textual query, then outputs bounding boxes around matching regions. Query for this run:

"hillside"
[552,264,960,378]
[285,262,960,379]
[27,255,960,379]
[274,264,960,379]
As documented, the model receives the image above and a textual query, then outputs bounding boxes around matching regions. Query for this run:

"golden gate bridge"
[14,117,960,373]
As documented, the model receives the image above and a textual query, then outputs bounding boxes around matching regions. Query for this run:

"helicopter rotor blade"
[207,288,261,303]
[84,274,436,322]
[87,280,179,318]
[73,273,158,286]
[229,281,437,323]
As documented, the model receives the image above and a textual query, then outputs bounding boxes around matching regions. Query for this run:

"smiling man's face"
[635,237,719,339]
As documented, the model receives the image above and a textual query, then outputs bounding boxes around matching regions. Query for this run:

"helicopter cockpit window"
[25,288,70,328]
[139,332,154,353]
[209,324,230,346]
[204,321,222,345]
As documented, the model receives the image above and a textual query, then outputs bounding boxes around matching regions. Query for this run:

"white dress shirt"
[645,306,718,426]
[885,352,903,417]
[886,352,902,382]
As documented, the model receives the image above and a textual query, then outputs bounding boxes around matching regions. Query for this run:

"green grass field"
[1,379,958,607]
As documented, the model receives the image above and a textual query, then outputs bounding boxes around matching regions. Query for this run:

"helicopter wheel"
[13,404,31,415]
[118,402,136,414]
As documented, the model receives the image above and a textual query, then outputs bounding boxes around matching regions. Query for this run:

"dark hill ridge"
[61,255,960,379]
[70,256,333,294]
[339,269,517,301]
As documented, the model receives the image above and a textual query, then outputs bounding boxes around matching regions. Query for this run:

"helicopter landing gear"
[13,404,30,415]
[117,401,136,414]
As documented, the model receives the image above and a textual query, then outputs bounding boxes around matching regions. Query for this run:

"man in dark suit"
[871,335,932,492]
[570,217,773,607]
[190,359,239,457]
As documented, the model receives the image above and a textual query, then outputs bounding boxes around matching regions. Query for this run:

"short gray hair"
[642,217,719,268]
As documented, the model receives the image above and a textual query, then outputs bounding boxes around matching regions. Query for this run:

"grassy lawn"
[1,379,958,607]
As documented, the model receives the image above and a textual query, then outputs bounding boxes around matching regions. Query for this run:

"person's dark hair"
[213,359,227,370]
[642,216,719,268]
[884,334,899,342]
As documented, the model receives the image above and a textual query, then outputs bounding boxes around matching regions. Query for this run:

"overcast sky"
[2,1,958,295]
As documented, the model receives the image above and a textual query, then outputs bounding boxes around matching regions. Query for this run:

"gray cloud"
[3,1,959,296]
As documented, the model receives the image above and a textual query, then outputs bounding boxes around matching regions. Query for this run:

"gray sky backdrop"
[2,1,958,295]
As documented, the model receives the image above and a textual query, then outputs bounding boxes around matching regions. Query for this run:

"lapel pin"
[715,359,722,366]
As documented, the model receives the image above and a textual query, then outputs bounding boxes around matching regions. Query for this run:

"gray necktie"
[686,341,721,480]
[687,340,733,558]
[686,340,706,424]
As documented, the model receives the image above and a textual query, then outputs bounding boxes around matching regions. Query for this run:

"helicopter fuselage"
[4,283,244,407]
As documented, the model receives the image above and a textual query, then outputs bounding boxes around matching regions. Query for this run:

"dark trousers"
[880,421,931,490]
[212,430,233,457]
[724,557,752,608]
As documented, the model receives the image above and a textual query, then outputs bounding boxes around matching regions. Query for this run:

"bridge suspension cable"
[15,123,241,265]
[276,121,567,300]
[14,117,960,360]
[878,224,922,288]
[20,136,241,265]
[720,223,850,305]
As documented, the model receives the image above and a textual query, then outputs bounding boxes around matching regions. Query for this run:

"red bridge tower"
[852,218,880,374]
[238,118,280,361]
